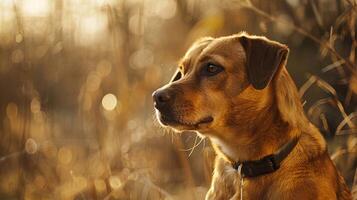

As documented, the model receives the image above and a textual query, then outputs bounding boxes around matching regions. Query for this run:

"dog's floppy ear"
[239,35,289,90]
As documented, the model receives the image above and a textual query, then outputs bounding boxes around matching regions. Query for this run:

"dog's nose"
[152,89,172,108]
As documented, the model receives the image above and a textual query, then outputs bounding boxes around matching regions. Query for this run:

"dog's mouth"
[157,113,213,130]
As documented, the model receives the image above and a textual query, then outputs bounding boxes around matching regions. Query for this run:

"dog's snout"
[152,89,173,108]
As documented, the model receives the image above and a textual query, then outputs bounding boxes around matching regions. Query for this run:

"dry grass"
[0,0,356,199]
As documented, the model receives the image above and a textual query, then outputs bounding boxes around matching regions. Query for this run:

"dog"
[153,32,352,200]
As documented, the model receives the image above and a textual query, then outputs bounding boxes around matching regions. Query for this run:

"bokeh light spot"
[109,176,122,189]
[15,34,23,43]
[102,93,117,111]
[25,138,38,154]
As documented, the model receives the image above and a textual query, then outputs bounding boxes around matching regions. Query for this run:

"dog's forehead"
[181,36,245,70]
[181,38,213,67]
[202,36,245,60]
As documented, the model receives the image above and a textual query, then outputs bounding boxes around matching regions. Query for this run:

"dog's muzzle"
[152,88,177,124]
[152,88,173,110]
[152,87,214,128]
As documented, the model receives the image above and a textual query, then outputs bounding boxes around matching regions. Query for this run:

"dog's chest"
[209,136,237,159]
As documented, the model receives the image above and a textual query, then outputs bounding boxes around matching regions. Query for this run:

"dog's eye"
[202,64,223,76]
[172,71,182,82]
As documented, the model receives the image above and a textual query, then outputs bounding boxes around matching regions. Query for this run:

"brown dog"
[153,32,352,200]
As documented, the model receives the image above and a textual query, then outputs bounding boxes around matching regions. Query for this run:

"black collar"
[232,137,299,178]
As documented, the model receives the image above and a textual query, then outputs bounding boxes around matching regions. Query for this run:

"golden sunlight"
[76,13,108,45]
[21,0,51,17]
[102,93,118,111]
[0,1,355,199]
[0,0,14,8]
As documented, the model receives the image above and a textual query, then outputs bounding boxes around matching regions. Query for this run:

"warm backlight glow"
[77,13,108,45]
[102,93,117,111]
[0,0,14,8]
[21,0,50,17]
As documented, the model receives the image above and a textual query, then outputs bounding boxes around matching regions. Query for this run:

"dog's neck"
[206,87,299,162]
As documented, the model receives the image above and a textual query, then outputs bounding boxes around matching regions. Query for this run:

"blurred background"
[0,0,356,199]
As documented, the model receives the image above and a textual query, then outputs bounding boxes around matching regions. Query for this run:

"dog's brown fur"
[153,33,352,200]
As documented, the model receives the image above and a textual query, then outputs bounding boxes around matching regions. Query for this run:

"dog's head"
[153,33,289,134]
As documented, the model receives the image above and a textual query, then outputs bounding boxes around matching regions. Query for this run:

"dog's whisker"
[178,134,205,157]
[202,137,207,150]
[188,135,199,157]
[178,134,198,152]
[188,135,206,157]
[171,131,174,144]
